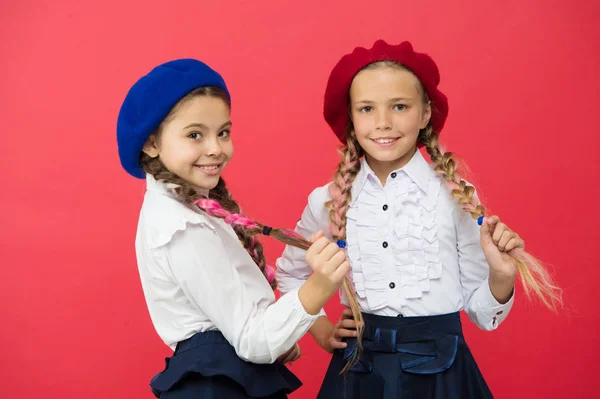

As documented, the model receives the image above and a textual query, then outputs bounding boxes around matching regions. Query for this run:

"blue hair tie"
[337,240,347,249]
[477,216,484,226]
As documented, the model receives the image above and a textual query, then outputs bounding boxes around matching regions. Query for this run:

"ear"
[421,102,432,129]
[142,135,160,158]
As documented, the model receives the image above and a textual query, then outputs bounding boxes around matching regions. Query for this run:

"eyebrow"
[183,121,232,130]
[354,97,412,105]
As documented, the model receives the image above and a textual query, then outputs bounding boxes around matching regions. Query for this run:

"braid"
[327,132,363,237]
[326,130,366,373]
[420,127,562,310]
[140,154,310,290]
[420,126,485,219]
[211,179,277,290]
[140,154,205,202]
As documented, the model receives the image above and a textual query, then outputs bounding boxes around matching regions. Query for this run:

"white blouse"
[135,174,319,363]
[277,150,513,331]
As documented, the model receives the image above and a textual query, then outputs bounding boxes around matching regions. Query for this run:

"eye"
[393,104,407,111]
[188,131,202,140]
[359,106,373,113]
[218,129,231,138]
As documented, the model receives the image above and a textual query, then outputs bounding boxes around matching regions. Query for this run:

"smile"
[370,137,400,146]
[194,163,222,175]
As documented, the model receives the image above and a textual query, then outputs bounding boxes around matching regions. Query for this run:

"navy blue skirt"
[150,331,302,398]
[317,312,493,399]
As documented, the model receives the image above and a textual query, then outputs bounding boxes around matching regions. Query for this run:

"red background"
[2,1,598,397]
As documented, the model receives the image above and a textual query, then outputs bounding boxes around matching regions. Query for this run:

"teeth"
[374,138,395,143]
[199,165,219,170]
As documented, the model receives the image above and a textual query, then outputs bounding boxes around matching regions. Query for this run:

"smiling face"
[142,89,233,190]
[349,63,431,180]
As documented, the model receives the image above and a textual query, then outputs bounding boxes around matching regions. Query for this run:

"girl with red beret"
[276,40,561,398]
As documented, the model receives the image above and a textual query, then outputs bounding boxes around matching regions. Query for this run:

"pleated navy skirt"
[150,331,302,398]
[317,312,493,399]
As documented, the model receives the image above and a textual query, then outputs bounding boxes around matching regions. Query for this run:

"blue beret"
[117,59,230,178]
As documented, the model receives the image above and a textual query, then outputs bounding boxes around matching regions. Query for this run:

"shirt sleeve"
[164,224,319,364]
[456,207,515,331]
[276,186,331,318]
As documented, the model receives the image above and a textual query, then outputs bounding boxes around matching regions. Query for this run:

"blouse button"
[389,282,396,289]
[382,241,388,248]
[382,204,388,211]
[391,172,397,178]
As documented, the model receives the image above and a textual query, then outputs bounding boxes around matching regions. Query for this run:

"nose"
[205,136,223,157]
[375,110,392,131]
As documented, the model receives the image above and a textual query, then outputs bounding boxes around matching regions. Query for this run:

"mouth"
[370,137,400,147]
[194,163,223,175]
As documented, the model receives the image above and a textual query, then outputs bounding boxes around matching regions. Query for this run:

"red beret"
[323,40,449,143]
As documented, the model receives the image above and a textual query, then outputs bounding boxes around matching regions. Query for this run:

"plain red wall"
[2,1,598,397]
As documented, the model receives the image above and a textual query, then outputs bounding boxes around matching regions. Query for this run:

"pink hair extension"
[248,235,259,252]
[196,198,275,285]
[264,265,276,285]
[195,198,260,229]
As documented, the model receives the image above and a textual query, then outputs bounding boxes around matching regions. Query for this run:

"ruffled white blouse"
[276,150,513,331]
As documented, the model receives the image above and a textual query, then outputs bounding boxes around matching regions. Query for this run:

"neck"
[366,146,417,186]
[155,174,210,199]
[196,187,210,198]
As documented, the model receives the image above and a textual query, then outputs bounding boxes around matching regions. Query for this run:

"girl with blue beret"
[116,58,350,398]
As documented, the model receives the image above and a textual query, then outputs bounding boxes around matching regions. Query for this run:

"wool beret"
[117,59,230,178]
[323,40,448,142]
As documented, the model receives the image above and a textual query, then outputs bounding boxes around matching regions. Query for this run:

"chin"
[196,179,220,190]
[367,151,405,163]
[183,175,221,191]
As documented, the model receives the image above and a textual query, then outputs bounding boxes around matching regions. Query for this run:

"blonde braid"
[325,131,366,373]
[420,127,562,310]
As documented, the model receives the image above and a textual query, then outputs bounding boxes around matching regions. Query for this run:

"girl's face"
[143,95,233,190]
[350,66,431,176]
